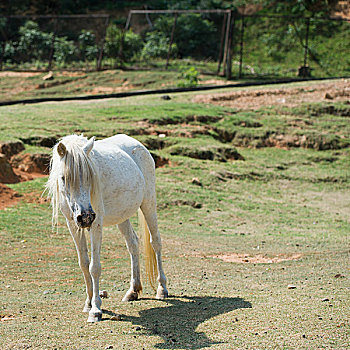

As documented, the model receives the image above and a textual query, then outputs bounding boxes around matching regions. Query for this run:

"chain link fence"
[0,12,349,79]
[0,15,109,71]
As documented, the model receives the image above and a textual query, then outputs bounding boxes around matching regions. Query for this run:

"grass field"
[0,66,229,104]
[0,80,349,349]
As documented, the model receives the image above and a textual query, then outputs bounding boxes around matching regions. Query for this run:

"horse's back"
[97,135,151,160]
[96,134,155,183]
[98,134,141,150]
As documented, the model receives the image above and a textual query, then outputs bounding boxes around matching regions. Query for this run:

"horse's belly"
[98,153,145,226]
[103,194,143,226]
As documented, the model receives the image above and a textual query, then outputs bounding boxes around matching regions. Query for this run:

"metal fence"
[0,14,109,71]
[0,11,349,79]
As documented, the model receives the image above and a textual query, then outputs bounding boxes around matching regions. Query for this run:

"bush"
[177,66,199,87]
[16,20,53,62]
[104,24,143,63]
[54,37,76,63]
[141,31,177,60]
[104,24,122,60]
[0,43,16,62]
[78,30,98,61]
[152,14,218,59]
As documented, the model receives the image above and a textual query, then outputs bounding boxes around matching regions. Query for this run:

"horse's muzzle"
[76,211,96,228]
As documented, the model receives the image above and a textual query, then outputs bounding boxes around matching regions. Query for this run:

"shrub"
[0,42,16,62]
[16,20,53,62]
[54,37,76,63]
[78,30,98,61]
[104,24,143,63]
[152,14,218,59]
[177,66,199,87]
[141,31,177,60]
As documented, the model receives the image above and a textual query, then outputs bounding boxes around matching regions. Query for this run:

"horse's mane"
[46,134,104,227]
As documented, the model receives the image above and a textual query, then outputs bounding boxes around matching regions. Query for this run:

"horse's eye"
[61,176,65,184]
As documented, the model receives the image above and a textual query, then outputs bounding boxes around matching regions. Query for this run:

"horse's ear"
[57,142,67,158]
[83,136,95,156]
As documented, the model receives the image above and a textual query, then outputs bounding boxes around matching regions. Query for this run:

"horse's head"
[51,135,97,229]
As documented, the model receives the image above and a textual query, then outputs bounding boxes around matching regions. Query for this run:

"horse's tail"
[138,209,157,291]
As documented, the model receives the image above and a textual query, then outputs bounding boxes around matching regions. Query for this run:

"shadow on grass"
[104,295,251,349]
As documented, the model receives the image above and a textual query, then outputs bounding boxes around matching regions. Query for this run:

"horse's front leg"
[66,219,93,313]
[87,219,103,323]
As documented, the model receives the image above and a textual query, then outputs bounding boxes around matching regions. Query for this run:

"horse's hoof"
[122,291,139,302]
[156,287,168,300]
[83,305,91,313]
[87,312,102,323]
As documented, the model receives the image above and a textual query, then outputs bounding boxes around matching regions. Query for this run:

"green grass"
[0,66,228,104]
[0,81,349,349]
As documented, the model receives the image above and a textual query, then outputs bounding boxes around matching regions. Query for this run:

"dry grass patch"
[211,253,302,264]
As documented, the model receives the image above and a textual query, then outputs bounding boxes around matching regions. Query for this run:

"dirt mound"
[0,184,19,210]
[11,153,51,174]
[20,136,57,148]
[193,80,350,110]
[169,144,244,162]
[0,154,20,184]
[149,152,170,168]
[0,150,50,209]
[0,141,25,159]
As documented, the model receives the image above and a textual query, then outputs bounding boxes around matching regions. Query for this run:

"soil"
[0,72,41,78]
[193,79,350,110]
[212,253,302,264]
[0,184,20,210]
[0,147,49,210]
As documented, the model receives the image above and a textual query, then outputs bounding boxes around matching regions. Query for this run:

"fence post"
[238,14,245,79]
[166,13,177,70]
[144,5,153,29]
[222,10,232,76]
[125,11,132,31]
[225,12,235,79]
[96,15,109,71]
[217,12,228,75]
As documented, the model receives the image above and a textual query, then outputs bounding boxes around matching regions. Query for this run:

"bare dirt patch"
[0,184,19,210]
[193,79,350,109]
[11,153,50,175]
[0,141,49,209]
[0,72,41,78]
[212,253,302,264]
[0,154,20,184]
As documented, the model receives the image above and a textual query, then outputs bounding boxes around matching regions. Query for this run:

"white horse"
[46,134,168,323]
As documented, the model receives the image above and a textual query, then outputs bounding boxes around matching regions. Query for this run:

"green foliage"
[104,24,123,59]
[123,29,143,61]
[141,31,177,60]
[78,30,98,61]
[152,14,218,58]
[0,43,16,61]
[177,66,200,87]
[15,20,53,62]
[53,37,76,63]
[104,24,143,63]
[270,0,338,17]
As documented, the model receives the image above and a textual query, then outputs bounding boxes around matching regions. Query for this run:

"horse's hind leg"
[66,219,93,313]
[141,203,168,299]
[118,219,142,301]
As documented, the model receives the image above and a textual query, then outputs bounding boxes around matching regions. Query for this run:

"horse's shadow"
[103,295,252,349]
